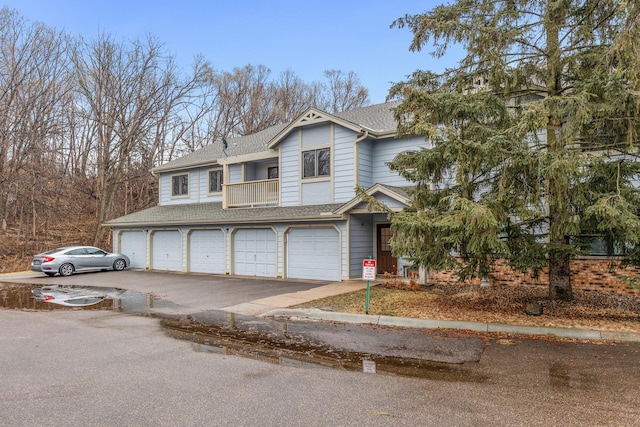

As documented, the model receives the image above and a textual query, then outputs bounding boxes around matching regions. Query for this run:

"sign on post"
[362,259,377,281]
[362,259,376,314]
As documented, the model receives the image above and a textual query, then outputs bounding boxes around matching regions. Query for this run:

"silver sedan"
[31,246,130,277]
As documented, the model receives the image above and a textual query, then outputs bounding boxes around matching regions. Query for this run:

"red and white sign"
[362,259,377,281]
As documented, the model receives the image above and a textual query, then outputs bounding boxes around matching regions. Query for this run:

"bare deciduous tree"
[70,33,215,244]
[0,7,72,246]
[317,69,369,113]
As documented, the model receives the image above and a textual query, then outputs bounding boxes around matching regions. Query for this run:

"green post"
[365,255,372,314]
[365,279,370,314]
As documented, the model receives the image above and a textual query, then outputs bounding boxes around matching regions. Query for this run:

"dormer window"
[302,148,330,179]
[171,173,189,197]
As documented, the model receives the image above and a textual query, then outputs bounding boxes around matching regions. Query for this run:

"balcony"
[223,179,279,208]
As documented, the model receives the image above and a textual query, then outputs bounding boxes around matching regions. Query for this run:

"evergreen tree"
[386,0,640,300]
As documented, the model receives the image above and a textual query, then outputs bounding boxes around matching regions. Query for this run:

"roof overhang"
[334,184,411,215]
[267,107,375,149]
[103,202,345,228]
[152,159,220,174]
[216,149,279,165]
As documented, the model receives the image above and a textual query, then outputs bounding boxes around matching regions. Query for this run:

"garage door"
[120,231,146,269]
[287,228,340,281]
[152,230,182,271]
[189,229,225,274]
[234,229,276,277]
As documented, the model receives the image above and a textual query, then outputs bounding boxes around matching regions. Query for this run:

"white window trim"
[207,167,224,194]
[301,146,331,181]
[266,163,279,179]
[170,172,190,199]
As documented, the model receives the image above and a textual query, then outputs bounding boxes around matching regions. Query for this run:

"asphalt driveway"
[2,269,331,313]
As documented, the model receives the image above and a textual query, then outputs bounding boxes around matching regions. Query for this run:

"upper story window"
[392,150,417,173]
[302,148,330,179]
[209,169,223,193]
[267,166,279,179]
[172,173,189,197]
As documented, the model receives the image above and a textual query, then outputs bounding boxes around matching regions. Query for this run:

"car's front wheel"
[113,259,126,271]
[58,263,75,277]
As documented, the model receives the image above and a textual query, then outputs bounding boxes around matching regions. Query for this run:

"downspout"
[355,129,369,143]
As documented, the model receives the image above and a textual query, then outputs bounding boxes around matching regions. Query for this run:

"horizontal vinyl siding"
[333,125,355,203]
[301,124,329,148]
[281,132,300,206]
[301,181,331,204]
[349,215,374,277]
[372,136,427,187]
[376,194,407,210]
[357,140,374,189]
[159,170,199,206]
[229,164,243,184]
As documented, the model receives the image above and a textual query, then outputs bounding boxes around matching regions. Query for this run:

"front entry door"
[376,224,397,275]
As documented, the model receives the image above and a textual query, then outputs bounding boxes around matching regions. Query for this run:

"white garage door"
[152,230,182,271]
[287,228,340,281]
[234,229,276,277]
[120,231,146,269]
[189,229,225,274]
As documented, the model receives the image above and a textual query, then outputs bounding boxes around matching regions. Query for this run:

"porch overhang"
[334,184,412,215]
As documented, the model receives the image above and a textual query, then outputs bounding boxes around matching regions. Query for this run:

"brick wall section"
[427,258,640,296]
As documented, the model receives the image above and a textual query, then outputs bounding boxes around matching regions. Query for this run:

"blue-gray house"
[105,101,428,282]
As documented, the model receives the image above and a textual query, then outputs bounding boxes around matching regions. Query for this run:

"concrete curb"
[262,308,640,342]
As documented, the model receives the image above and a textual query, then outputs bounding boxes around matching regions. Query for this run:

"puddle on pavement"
[160,313,488,382]
[1,283,487,381]
[549,362,598,390]
[0,283,178,312]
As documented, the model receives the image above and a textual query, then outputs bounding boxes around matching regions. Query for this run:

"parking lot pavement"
[7,270,640,343]
[1,270,363,315]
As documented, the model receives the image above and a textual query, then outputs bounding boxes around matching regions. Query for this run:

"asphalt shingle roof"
[153,101,401,173]
[104,202,345,226]
[332,100,401,133]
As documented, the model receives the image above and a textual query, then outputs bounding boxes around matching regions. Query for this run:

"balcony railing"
[223,179,280,208]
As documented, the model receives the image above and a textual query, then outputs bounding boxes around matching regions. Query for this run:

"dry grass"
[294,283,640,334]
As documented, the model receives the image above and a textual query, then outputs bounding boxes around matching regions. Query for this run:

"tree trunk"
[545,0,573,301]
[548,254,572,301]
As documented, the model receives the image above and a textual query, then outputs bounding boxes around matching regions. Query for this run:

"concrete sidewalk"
[223,280,640,343]
[220,280,368,315]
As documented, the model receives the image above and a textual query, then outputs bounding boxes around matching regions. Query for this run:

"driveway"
[2,270,333,314]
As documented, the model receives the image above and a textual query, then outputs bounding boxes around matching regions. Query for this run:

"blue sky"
[2,1,459,104]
